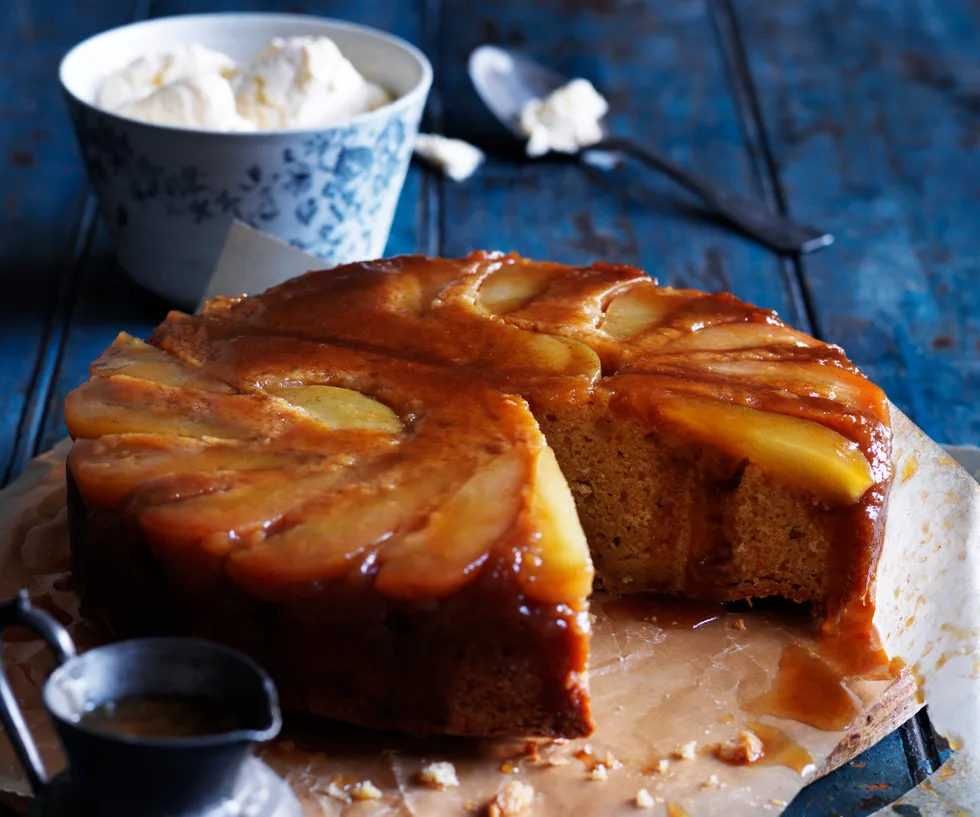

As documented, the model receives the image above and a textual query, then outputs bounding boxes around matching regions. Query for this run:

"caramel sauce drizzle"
[745,721,814,774]
[745,602,897,731]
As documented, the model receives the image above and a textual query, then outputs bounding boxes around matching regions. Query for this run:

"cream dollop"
[97,44,237,111]
[117,75,256,131]
[519,78,609,157]
[413,133,485,182]
[233,36,391,129]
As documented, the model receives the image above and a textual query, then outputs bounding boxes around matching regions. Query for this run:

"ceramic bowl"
[59,13,432,307]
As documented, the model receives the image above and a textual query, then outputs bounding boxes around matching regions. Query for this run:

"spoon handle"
[592,137,832,254]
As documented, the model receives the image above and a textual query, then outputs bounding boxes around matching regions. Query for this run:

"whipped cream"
[234,36,390,130]
[118,75,256,131]
[413,133,485,181]
[97,44,237,111]
[519,79,609,157]
[98,36,391,131]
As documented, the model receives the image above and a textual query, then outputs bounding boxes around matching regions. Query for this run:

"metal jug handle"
[0,590,77,794]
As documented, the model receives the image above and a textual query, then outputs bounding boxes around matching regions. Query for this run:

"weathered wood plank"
[786,731,913,816]
[0,0,140,484]
[437,0,807,328]
[735,0,980,444]
[33,0,432,450]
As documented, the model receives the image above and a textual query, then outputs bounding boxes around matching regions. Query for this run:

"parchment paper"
[0,226,975,815]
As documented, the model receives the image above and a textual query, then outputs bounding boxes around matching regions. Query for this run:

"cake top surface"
[65,252,891,611]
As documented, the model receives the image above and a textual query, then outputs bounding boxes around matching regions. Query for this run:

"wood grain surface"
[0,0,966,812]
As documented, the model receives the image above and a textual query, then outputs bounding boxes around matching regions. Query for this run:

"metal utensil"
[468,45,832,255]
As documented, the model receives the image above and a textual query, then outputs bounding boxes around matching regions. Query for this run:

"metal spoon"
[468,45,832,255]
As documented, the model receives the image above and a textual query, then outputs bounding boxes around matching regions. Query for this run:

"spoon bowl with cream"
[469,45,832,255]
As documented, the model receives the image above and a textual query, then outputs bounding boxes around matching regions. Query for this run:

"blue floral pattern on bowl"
[68,103,416,261]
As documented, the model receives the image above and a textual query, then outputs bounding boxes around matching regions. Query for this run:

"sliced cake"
[64,252,892,737]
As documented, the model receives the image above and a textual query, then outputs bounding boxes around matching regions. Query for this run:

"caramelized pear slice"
[228,462,465,594]
[515,332,602,381]
[92,333,234,393]
[266,385,403,433]
[661,322,817,353]
[375,451,526,600]
[657,396,874,505]
[69,435,320,510]
[136,465,355,556]
[477,263,554,315]
[601,285,676,340]
[693,359,885,416]
[64,376,283,441]
[517,447,594,604]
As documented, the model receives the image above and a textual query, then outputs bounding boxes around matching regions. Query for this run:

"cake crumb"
[769,799,787,807]
[325,781,351,803]
[673,741,697,760]
[488,781,535,816]
[521,740,541,764]
[733,618,746,631]
[715,731,764,765]
[589,764,609,781]
[418,761,460,789]
[700,774,721,790]
[602,750,623,770]
[654,758,670,775]
[349,780,383,800]
[500,760,520,774]
[635,788,655,808]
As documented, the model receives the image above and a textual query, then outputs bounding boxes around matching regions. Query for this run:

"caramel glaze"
[184,251,891,619]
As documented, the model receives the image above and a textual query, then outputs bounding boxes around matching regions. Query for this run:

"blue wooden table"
[1,0,971,812]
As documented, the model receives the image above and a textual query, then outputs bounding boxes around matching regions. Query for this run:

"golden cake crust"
[64,251,892,737]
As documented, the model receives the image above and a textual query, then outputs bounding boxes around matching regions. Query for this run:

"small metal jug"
[0,592,300,816]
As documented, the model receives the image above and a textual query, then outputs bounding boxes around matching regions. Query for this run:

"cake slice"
[66,333,594,737]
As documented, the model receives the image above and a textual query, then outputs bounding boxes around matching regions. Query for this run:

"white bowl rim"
[58,11,433,138]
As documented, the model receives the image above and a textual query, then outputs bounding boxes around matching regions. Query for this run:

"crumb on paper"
[673,741,697,760]
[769,799,787,807]
[715,730,764,765]
[488,781,535,816]
[325,781,351,803]
[418,761,460,789]
[589,764,609,781]
[635,788,655,808]
[349,780,383,800]
[733,618,746,630]
[601,750,623,770]
[655,758,670,775]
[529,738,572,767]
[700,774,721,790]
[500,760,520,774]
